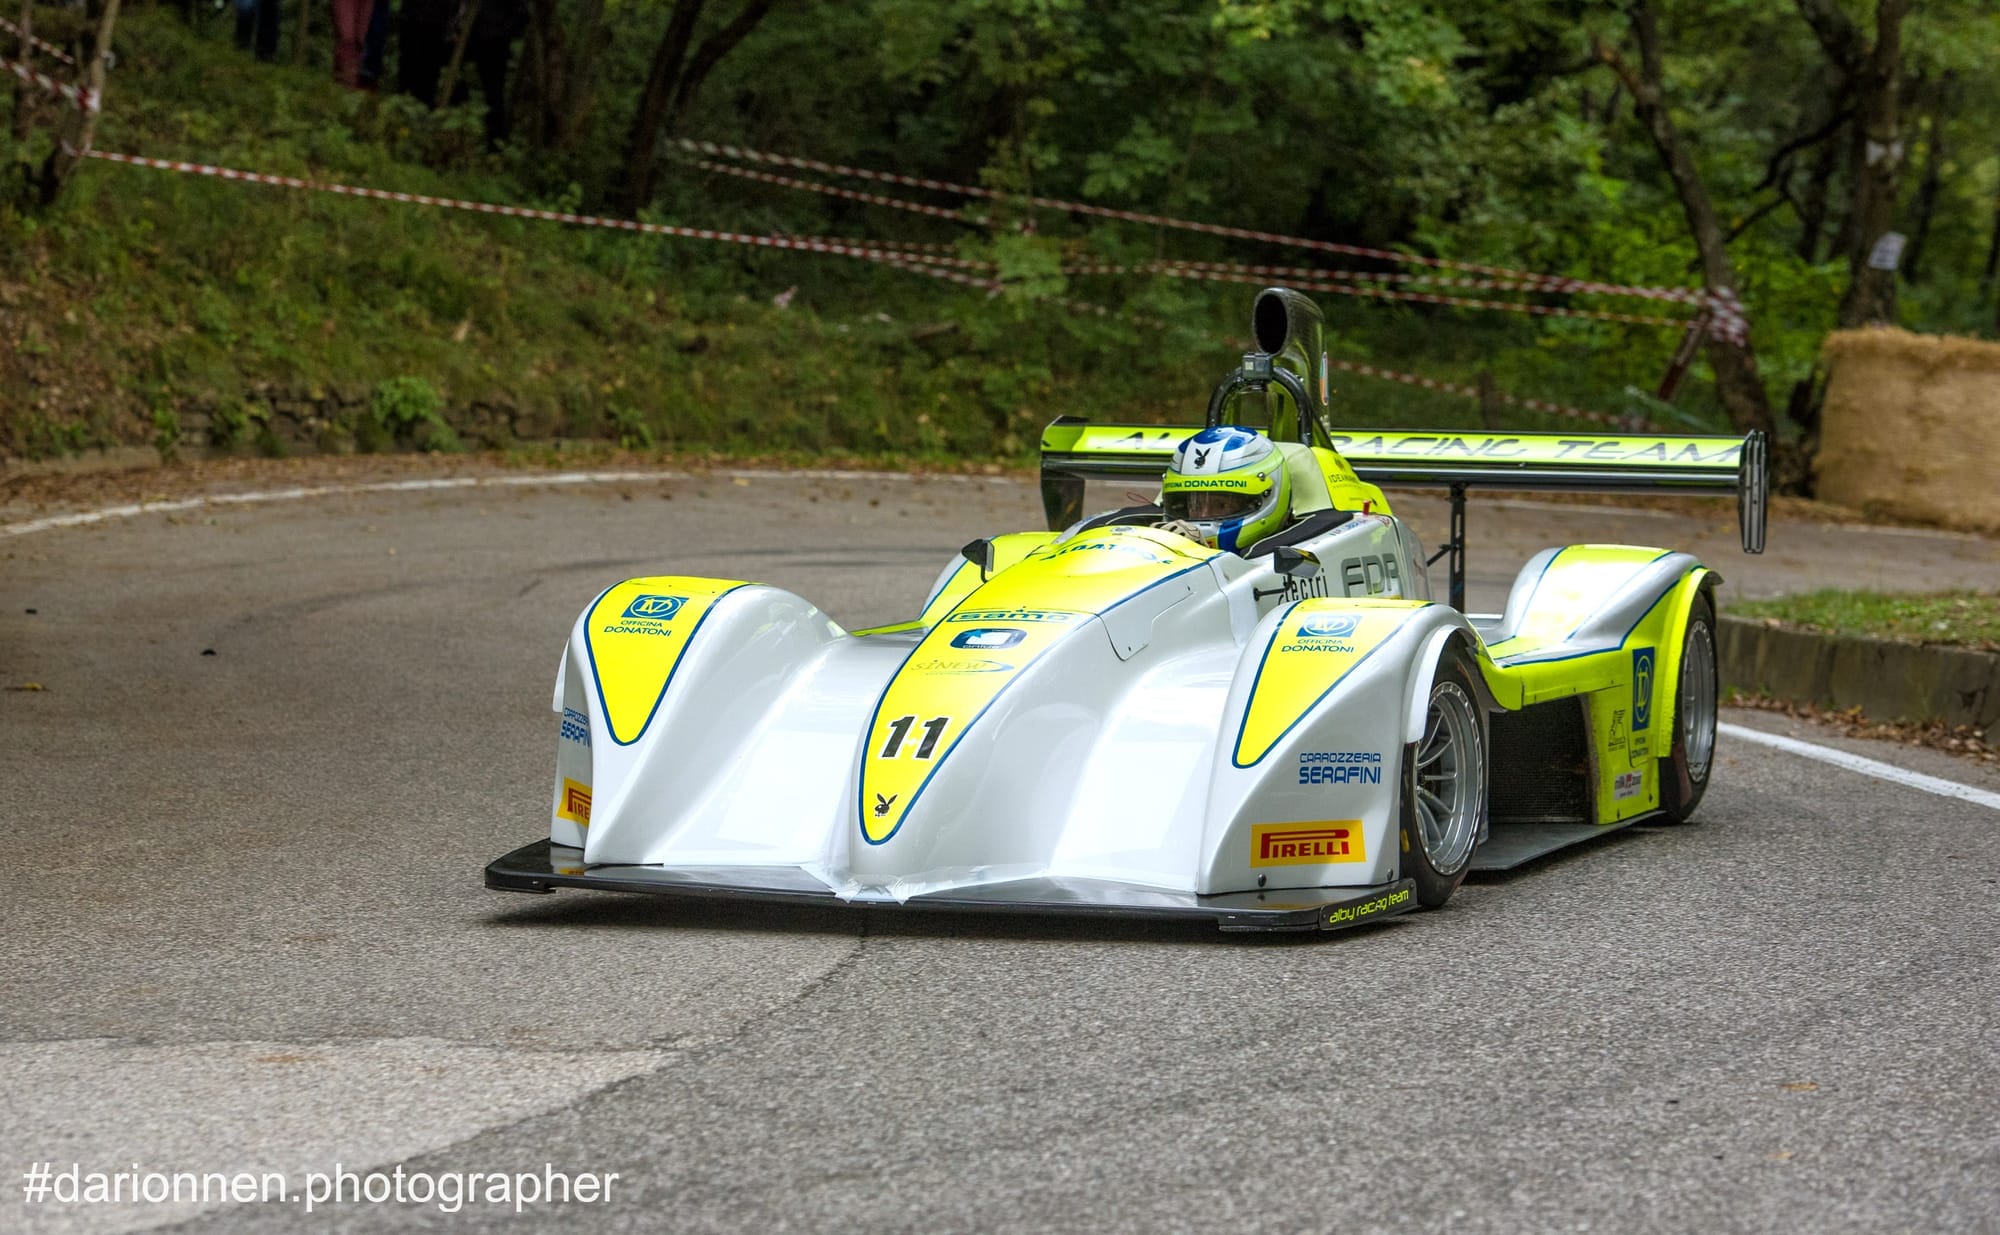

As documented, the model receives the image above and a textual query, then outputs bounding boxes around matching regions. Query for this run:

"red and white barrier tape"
[0,15,77,67]
[1061,262,1699,334]
[867,255,1134,321]
[1705,287,1748,344]
[86,149,951,253]
[82,148,1637,427]
[816,246,1727,315]
[2,52,97,111]
[692,158,986,226]
[78,149,1151,328]
[813,265,1640,422]
[681,137,1552,276]
[680,139,1736,305]
[803,242,990,271]
[686,144,1748,346]
[876,248,1711,336]
[788,234,960,255]
[1325,359,1632,427]
[1111,258,1696,303]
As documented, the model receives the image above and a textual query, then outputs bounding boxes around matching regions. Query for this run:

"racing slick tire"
[1659,591,1719,823]
[1400,657,1487,909]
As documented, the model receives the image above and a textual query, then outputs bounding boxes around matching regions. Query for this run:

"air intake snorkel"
[1205,287,1334,446]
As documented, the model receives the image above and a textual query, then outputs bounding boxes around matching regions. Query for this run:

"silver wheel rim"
[1414,680,1481,876]
[1681,619,1717,782]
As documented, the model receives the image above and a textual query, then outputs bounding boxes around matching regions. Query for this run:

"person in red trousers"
[331,0,371,87]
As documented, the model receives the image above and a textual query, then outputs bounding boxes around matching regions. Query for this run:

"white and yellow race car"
[488,288,1769,932]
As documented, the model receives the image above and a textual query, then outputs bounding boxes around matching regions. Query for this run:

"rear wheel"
[1660,592,1718,822]
[1400,658,1486,908]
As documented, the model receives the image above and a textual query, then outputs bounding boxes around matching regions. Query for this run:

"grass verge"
[1729,589,2000,653]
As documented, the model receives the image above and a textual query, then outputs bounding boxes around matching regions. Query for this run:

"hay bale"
[1818,328,2000,532]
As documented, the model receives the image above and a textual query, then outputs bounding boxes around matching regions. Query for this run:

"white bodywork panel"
[544,512,1677,904]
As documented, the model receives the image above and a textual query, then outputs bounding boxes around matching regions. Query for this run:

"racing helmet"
[1159,425,1291,551]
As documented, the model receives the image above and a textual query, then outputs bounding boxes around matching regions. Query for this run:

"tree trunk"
[1981,176,2000,334]
[36,0,119,205]
[1899,72,1950,285]
[523,0,558,146]
[437,0,482,109]
[617,0,706,216]
[1826,116,1862,263]
[1982,182,2000,290]
[294,0,309,65]
[1794,121,1840,263]
[9,0,36,142]
[667,0,771,118]
[1595,3,1773,435]
[1794,0,1911,327]
[523,0,609,153]
[561,0,608,151]
[617,0,776,216]
[1835,0,1907,325]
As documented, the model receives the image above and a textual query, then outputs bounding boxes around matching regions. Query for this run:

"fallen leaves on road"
[1729,693,1996,766]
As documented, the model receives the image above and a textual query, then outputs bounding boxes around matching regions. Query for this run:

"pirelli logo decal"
[557,778,592,828]
[1250,820,1365,867]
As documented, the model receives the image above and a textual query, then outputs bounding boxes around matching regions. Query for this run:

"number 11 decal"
[880,715,951,759]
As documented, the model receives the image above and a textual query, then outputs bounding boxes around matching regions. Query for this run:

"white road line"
[1720,722,2000,812]
[0,468,1016,538]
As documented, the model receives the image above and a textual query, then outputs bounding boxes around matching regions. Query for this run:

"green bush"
[368,376,460,452]
[208,399,261,452]
[151,405,182,462]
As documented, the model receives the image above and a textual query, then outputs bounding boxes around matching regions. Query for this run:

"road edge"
[1718,613,2000,743]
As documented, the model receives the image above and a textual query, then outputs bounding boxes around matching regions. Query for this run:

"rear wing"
[1040,418,1769,607]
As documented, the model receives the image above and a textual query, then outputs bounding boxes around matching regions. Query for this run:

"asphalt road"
[3,468,1998,1234]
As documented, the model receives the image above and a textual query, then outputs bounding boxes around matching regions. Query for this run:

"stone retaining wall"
[171,384,556,457]
[1718,614,2000,742]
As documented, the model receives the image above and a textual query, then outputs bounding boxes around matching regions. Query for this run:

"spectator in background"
[331,0,372,86]
[399,0,528,148]
[234,0,281,63]
[398,0,456,108]
[360,0,391,91]
[465,0,528,147]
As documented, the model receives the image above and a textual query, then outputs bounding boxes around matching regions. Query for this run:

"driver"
[1157,425,1292,553]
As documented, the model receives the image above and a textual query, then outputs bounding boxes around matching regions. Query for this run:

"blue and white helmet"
[1160,425,1291,551]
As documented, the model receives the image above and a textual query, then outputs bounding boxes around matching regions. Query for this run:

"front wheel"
[1400,658,1487,909]
[1659,592,1719,823]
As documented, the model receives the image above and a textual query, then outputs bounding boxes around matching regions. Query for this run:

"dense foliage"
[3,0,1997,466]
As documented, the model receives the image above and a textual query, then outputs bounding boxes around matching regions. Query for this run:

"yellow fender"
[1650,566,1721,755]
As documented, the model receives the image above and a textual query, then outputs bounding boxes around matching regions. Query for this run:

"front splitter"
[486,839,1418,934]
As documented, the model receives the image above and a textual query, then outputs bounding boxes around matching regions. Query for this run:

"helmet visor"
[1163,489,1262,523]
